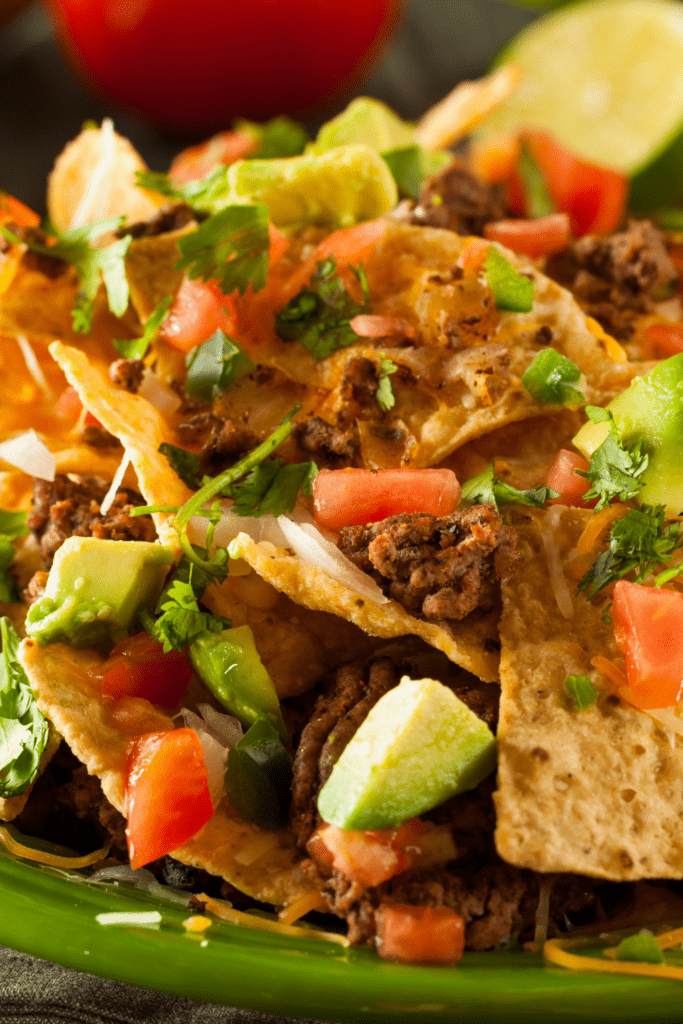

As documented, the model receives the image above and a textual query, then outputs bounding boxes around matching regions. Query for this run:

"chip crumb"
[183,915,213,933]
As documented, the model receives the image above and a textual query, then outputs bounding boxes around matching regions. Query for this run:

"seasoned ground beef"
[295,416,358,466]
[340,357,378,411]
[412,161,507,237]
[109,358,145,392]
[4,222,68,278]
[123,202,197,238]
[290,657,400,849]
[28,475,156,565]
[339,506,519,621]
[80,424,120,448]
[200,418,257,476]
[546,220,678,339]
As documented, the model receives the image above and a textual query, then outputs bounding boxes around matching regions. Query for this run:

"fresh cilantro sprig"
[460,462,559,510]
[578,504,683,598]
[376,355,398,413]
[114,294,173,360]
[577,407,649,512]
[275,256,370,360]
[140,565,229,653]
[175,202,270,296]
[230,460,317,517]
[236,115,309,159]
[1,219,132,333]
[137,166,231,214]
[0,510,28,605]
[0,616,50,798]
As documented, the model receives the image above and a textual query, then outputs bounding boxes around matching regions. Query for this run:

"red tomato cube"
[613,580,683,709]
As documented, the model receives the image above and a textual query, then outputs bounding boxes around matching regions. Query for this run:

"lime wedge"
[225,144,398,230]
[477,0,683,209]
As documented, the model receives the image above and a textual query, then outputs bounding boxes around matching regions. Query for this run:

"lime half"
[478,0,683,210]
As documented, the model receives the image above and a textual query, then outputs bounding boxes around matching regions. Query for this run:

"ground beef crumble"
[339,506,519,621]
[294,416,359,467]
[109,358,145,392]
[27,475,156,565]
[546,220,678,339]
[412,161,508,237]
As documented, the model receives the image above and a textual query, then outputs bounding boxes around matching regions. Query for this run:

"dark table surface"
[0,2,535,1020]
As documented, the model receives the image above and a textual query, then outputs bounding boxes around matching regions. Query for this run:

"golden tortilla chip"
[230,532,500,683]
[495,507,683,881]
[17,638,314,906]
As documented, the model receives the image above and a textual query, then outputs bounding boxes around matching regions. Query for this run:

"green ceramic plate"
[1,846,682,1022]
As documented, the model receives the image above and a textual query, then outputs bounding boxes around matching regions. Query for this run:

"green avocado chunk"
[573,353,683,515]
[26,537,174,651]
[317,676,497,831]
[312,97,416,154]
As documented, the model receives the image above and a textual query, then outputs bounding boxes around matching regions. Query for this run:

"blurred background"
[0,0,538,212]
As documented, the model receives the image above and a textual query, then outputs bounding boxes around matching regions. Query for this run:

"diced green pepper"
[224,718,292,831]
[522,349,585,410]
[188,625,287,743]
[563,674,599,711]
[484,248,535,312]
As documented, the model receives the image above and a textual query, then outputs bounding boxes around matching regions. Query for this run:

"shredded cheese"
[0,825,109,868]
[278,890,327,926]
[99,450,131,516]
[183,915,213,933]
[539,506,574,619]
[544,935,683,981]
[15,334,52,399]
[577,504,629,556]
[585,316,628,363]
[591,656,627,689]
[199,894,349,946]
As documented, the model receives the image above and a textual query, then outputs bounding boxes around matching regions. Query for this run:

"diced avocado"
[224,145,398,230]
[189,625,288,744]
[26,537,174,650]
[317,676,496,831]
[573,354,683,515]
[312,98,416,154]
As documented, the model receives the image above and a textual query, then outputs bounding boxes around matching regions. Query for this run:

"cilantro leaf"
[137,166,232,215]
[517,141,555,219]
[236,116,309,159]
[148,572,230,653]
[114,295,173,360]
[376,355,398,413]
[578,504,683,599]
[229,460,318,518]
[185,329,255,402]
[158,443,201,489]
[0,510,27,605]
[175,203,270,295]
[460,462,559,509]
[275,256,370,360]
[577,407,649,511]
[381,145,451,201]
[0,617,50,797]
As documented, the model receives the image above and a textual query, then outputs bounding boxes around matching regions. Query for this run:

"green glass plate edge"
[1,849,682,1023]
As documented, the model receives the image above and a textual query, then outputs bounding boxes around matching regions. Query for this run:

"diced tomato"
[508,131,627,238]
[376,904,465,966]
[483,213,571,259]
[546,449,594,508]
[93,632,194,708]
[160,277,237,353]
[169,130,257,185]
[55,385,83,422]
[0,191,40,229]
[644,323,683,359]
[457,237,491,276]
[268,223,290,269]
[125,728,214,869]
[307,819,456,889]
[613,580,683,710]
[276,219,386,306]
[313,467,461,533]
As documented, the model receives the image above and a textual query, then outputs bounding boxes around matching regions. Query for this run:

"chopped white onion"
[138,369,182,416]
[96,911,161,927]
[16,334,52,399]
[645,707,683,748]
[196,702,243,748]
[0,429,55,481]
[69,117,116,230]
[176,709,229,805]
[186,502,288,551]
[89,864,188,905]
[99,451,131,516]
[539,506,574,619]
[277,509,388,604]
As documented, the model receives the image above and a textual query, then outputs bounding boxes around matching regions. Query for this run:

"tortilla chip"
[125,227,194,324]
[495,507,683,881]
[230,532,501,683]
[18,638,314,906]
[49,342,191,552]
[47,125,161,233]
